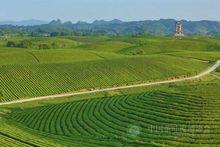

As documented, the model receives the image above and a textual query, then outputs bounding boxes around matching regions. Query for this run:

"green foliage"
[17,40,33,48]
[208,43,220,50]
[2,37,82,49]
[6,41,16,47]
[50,32,60,37]
[6,39,33,48]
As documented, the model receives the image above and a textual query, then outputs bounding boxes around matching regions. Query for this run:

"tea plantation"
[0,35,220,146]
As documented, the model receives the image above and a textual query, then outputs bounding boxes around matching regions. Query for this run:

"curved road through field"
[0,60,220,106]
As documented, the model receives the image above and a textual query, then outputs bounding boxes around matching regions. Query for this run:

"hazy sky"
[0,0,220,22]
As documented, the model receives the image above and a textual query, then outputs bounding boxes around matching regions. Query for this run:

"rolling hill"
[0,35,220,146]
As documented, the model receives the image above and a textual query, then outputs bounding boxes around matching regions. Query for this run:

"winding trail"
[0,60,219,106]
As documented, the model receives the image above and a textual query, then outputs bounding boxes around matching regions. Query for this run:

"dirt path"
[0,60,219,106]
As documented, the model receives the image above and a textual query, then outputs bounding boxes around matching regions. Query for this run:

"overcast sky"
[0,0,219,22]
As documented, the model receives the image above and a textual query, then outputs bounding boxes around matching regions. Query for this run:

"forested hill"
[1,19,220,36]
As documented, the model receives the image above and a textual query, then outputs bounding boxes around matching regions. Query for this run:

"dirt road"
[0,60,219,106]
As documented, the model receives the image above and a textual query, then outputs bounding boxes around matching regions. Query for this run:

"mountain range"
[1,19,220,36]
[0,19,48,26]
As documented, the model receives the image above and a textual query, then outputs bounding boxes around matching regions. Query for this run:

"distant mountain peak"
[110,19,123,24]
[92,19,123,25]
[63,21,73,25]
[92,20,107,25]
[49,19,62,25]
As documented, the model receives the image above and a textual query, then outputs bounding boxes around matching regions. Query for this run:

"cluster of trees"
[7,40,33,48]
[30,31,76,37]
[6,40,59,49]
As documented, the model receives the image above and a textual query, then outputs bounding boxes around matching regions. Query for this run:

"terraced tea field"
[0,35,220,146]
[0,86,218,146]
[0,56,208,102]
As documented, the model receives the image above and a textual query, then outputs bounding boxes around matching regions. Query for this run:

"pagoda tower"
[175,21,184,36]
